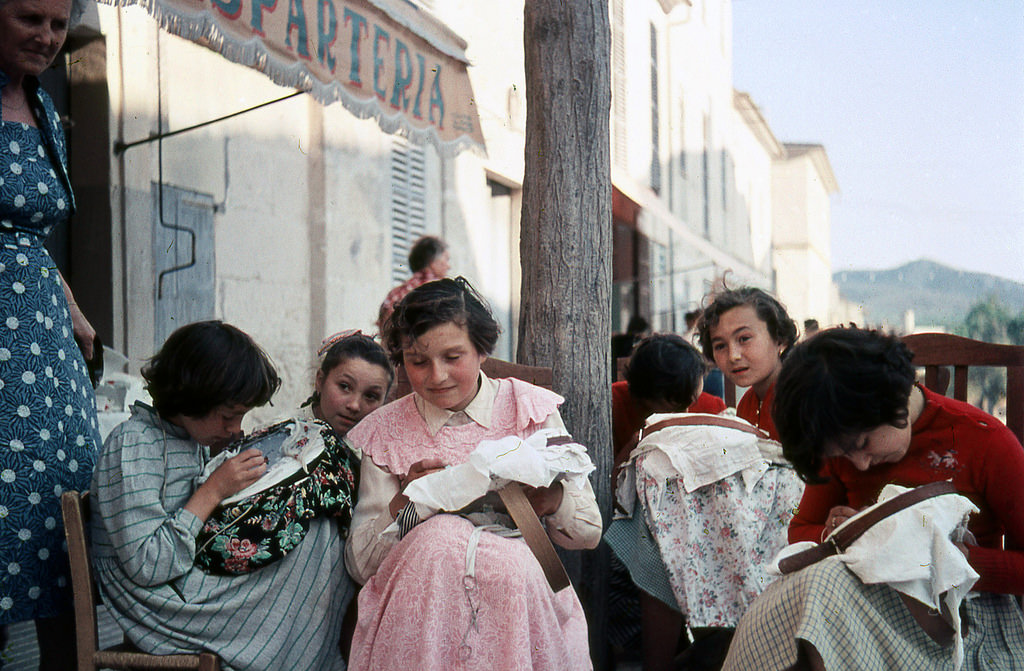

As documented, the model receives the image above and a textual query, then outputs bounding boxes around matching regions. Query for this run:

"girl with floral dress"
[608,328,803,670]
[1,0,100,665]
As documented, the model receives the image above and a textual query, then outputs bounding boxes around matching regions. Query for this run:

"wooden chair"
[723,379,737,409]
[614,356,630,383]
[388,357,554,400]
[60,491,221,671]
[902,332,1024,444]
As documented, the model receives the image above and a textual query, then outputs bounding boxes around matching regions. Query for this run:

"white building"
[608,0,775,334]
[772,143,838,328]
[54,0,850,419]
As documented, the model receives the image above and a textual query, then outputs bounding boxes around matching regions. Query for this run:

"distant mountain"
[833,259,1024,330]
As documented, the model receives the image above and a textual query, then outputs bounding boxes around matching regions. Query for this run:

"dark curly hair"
[696,286,798,361]
[304,332,394,407]
[626,334,708,410]
[772,327,916,483]
[142,321,281,419]
[383,277,500,366]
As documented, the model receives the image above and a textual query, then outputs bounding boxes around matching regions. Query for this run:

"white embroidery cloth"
[615,412,784,516]
[771,483,980,670]
[401,428,595,518]
[200,418,328,504]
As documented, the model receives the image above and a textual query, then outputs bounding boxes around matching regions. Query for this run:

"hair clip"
[318,329,363,358]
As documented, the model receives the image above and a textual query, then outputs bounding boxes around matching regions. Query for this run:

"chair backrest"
[388,357,554,401]
[723,379,737,408]
[60,491,221,671]
[614,356,629,383]
[901,332,1024,445]
[713,333,1024,435]
[61,490,100,668]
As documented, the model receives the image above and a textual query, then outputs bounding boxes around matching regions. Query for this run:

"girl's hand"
[525,483,564,518]
[185,448,267,522]
[824,505,859,534]
[399,458,447,488]
[206,448,267,499]
[388,459,446,519]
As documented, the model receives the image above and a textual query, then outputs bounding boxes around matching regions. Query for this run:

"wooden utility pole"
[521,1,612,667]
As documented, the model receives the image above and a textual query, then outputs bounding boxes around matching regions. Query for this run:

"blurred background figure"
[611,314,651,377]
[686,309,725,400]
[376,235,450,331]
[683,310,701,343]
[802,318,820,340]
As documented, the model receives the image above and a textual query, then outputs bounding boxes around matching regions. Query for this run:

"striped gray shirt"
[90,403,351,671]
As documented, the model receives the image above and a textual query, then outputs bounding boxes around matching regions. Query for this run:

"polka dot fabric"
[0,91,100,623]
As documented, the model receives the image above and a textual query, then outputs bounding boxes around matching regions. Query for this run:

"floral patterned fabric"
[91,404,350,670]
[633,453,804,628]
[0,72,100,624]
[345,377,598,671]
[195,420,359,575]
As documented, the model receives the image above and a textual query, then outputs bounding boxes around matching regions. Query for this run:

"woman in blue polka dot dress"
[0,0,101,665]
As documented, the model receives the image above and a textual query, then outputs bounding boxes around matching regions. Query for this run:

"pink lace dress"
[345,377,597,671]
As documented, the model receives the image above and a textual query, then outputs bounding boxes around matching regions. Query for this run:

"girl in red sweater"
[725,327,1024,670]
[611,334,726,469]
[696,287,798,439]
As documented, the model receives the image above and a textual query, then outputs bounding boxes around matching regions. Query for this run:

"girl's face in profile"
[402,321,486,412]
[823,422,913,471]
[709,304,784,398]
[315,356,391,435]
[174,403,250,449]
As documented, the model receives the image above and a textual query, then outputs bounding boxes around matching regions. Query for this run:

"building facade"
[53,0,851,419]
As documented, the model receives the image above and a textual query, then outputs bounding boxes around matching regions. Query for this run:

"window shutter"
[611,0,627,169]
[152,184,216,350]
[390,137,427,283]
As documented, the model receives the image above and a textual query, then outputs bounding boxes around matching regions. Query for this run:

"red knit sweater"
[735,384,778,441]
[789,386,1024,594]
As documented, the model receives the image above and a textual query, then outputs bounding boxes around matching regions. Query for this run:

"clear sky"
[732,2,1024,284]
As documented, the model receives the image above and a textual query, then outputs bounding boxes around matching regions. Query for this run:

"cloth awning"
[103,0,485,154]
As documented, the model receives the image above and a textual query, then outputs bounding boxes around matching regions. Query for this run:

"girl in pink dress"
[344,278,602,671]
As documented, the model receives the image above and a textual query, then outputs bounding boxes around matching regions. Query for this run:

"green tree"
[960,296,1012,413]
[1007,313,1024,346]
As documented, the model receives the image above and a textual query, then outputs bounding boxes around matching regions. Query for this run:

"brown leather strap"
[777,481,958,574]
[497,482,571,592]
[642,415,769,440]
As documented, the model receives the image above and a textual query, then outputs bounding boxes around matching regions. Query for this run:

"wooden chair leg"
[640,591,683,671]
[198,652,220,671]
